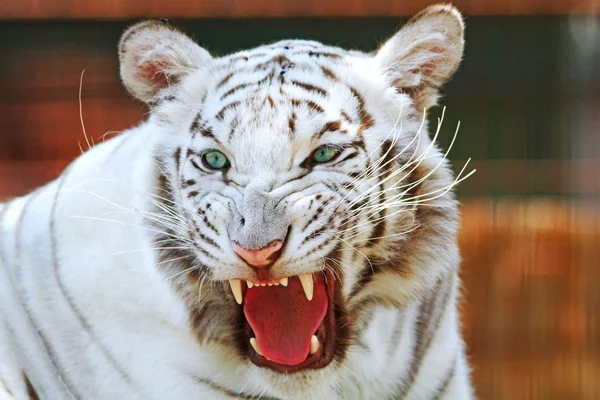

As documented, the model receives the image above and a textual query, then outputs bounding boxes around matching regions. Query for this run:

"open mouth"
[229,271,336,372]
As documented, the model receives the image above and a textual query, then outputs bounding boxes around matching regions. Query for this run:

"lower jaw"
[244,270,337,373]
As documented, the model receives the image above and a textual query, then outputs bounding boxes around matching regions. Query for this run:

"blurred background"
[0,0,598,398]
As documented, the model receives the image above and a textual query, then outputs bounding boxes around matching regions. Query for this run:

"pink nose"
[232,240,283,268]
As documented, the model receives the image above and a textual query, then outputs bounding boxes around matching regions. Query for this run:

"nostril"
[240,217,245,226]
[232,240,283,268]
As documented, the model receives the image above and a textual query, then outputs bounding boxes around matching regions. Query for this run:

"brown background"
[1,1,599,398]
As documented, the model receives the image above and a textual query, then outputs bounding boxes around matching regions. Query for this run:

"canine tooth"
[280,277,289,287]
[247,281,254,289]
[229,279,243,304]
[250,338,263,356]
[310,335,319,355]
[299,273,314,301]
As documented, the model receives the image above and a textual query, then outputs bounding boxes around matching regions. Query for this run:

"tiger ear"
[119,20,212,103]
[375,4,464,110]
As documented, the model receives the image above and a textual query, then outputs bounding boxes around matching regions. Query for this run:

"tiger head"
[118,4,465,395]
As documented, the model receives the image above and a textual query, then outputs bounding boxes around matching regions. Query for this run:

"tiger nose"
[232,240,283,268]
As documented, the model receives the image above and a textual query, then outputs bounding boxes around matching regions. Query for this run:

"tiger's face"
[119,4,464,394]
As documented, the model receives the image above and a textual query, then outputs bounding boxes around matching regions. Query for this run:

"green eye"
[202,151,229,170]
[312,145,339,163]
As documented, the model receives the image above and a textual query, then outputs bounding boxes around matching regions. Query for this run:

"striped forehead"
[190,41,369,141]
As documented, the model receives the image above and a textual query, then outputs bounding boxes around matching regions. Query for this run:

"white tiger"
[0,4,474,399]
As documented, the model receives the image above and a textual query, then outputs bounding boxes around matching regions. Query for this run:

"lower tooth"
[310,335,319,355]
[250,338,263,356]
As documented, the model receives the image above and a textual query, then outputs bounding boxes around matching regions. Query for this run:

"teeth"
[229,279,243,304]
[310,335,319,355]
[250,338,263,356]
[239,276,296,291]
[298,273,314,301]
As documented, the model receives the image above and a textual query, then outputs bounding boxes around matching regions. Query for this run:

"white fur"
[0,5,474,399]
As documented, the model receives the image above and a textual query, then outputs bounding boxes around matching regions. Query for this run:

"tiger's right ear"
[119,21,212,103]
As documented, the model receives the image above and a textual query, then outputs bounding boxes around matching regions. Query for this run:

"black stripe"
[190,112,203,133]
[397,275,455,398]
[200,126,217,140]
[181,179,196,188]
[228,116,240,141]
[194,227,220,250]
[50,169,141,396]
[339,180,357,192]
[291,80,328,97]
[340,110,353,124]
[254,54,291,71]
[215,101,241,120]
[320,65,338,81]
[301,224,329,246]
[291,99,325,114]
[228,55,249,63]
[0,193,81,398]
[288,112,297,137]
[220,82,252,101]
[302,202,328,231]
[364,182,385,248]
[430,357,457,400]
[23,372,39,400]
[216,71,235,89]
[317,120,342,139]
[258,68,276,85]
[6,192,83,399]
[336,151,360,164]
[0,375,13,397]
[349,87,374,131]
[303,236,333,257]
[308,51,342,59]
[173,148,182,175]
[387,309,407,363]
[304,100,325,114]
[365,140,397,248]
[198,208,219,234]
[194,376,280,400]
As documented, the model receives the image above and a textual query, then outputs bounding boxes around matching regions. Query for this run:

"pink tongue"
[243,274,327,365]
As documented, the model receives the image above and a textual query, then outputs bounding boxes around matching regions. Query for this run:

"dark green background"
[1,17,598,199]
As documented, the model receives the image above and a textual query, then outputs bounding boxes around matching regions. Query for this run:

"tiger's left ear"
[375,4,464,110]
